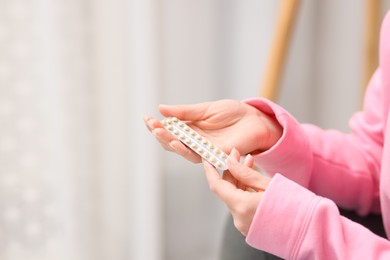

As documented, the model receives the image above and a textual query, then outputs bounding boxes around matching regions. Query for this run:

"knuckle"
[240,167,253,178]
[235,165,253,181]
[236,204,250,217]
[233,197,250,216]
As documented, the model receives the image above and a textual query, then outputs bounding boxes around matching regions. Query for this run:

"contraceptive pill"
[161,117,228,171]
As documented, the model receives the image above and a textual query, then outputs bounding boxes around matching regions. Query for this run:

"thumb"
[159,102,211,121]
[227,149,270,191]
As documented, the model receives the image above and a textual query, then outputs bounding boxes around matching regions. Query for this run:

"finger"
[230,148,253,190]
[236,180,247,191]
[159,102,211,121]
[229,147,241,162]
[152,130,174,152]
[144,116,163,132]
[227,150,270,191]
[170,140,202,163]
[153,128,201,162]
[152,128,177,147]
[239,154,259,191]
[144,118,174,152]
[203,160,238,204]
[222,171,238,187]
[243,154,254,168]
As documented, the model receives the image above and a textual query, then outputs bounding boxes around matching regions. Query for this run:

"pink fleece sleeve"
[246,174,390,259]
[245,72,382,215]
[243,9,390,258]
[243,75,386,258]
[244,98,313,188]
[246,9,390,217]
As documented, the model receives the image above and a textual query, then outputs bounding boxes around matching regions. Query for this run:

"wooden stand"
[259,0,300,101]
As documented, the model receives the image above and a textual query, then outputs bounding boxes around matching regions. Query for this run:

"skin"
[144,99,280,235]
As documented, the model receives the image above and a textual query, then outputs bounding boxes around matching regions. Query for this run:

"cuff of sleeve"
[244,98,312,187]
[245,174,322,259]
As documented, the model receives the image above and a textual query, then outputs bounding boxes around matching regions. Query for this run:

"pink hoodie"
[244,10,390,259]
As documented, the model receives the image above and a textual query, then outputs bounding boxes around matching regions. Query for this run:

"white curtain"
[1,1,390,260]
[0,0,94,259]
[0,0,162,259]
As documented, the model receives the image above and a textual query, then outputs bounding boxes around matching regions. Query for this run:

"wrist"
[251,108,283,153]
[242,99,284,154]
[263,112,283,150]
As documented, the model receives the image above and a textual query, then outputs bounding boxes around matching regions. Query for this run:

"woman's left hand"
[203,148,271,236]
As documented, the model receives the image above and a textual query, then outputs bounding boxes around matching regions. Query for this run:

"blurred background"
[0,0,390,259]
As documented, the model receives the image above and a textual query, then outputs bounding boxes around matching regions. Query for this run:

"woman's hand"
[144,99,282,163]
[203,148,271,236]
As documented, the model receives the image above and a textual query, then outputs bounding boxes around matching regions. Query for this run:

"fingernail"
[228,152,239,165]
[144,116,151,127]
[159,104,169,109]
[245,154,253,161]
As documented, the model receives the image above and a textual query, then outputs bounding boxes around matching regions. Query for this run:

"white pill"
[161,117,228,171]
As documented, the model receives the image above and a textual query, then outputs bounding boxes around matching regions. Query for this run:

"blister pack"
[161,117,228,171]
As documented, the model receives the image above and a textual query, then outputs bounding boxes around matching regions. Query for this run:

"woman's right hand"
[203,148,271,236]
